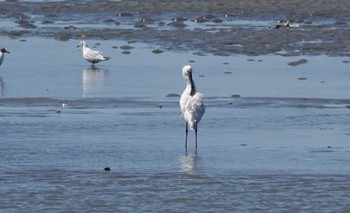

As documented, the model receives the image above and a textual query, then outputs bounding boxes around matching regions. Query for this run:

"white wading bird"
[0,48,10,66]
[180,65,205,149]
[77,41,110,66]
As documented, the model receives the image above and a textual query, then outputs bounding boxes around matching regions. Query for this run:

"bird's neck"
[186,78,196,96]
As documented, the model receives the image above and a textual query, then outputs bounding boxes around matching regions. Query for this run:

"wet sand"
[1,0,350,56]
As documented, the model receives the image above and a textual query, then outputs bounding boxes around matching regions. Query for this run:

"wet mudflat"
[2,0,350,56]
[1,1,350,212]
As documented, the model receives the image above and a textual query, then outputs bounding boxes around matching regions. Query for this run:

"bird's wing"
[84,48,106,61]
[180,92,190,116]
[184,93,205,130]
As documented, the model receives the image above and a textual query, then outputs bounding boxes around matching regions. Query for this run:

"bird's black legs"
[185,122,188,150]
[185,124,199,150]
[195,128,198,149]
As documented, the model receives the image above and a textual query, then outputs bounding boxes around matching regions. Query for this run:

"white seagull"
[77,41,110,65]
[0,48,10,66]
[180,65,205,149]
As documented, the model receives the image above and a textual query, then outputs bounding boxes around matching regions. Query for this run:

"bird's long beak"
[5,50,9,54]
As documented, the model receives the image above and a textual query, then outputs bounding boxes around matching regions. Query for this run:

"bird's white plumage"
[77,41,110,64]
[183,92,205,130]
[180,65,205,131]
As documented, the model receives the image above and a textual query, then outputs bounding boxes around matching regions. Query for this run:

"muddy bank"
[1,0,350,56]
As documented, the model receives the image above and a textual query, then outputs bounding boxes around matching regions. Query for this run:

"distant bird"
[274,20,300,29]
[275,20,290,29]
[77,41,110,65]
[180,65,205,149]
[0,48,10,66]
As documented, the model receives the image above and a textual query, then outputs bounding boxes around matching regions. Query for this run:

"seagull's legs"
[185,122,188,150]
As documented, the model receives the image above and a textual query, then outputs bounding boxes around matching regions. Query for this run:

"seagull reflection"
[82,66,106,97]
[0,77,4,97]
[180,152,200,174]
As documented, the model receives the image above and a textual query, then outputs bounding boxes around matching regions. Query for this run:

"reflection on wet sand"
[180,152,199,174]
[82,66,106,97]
[0,77,4,97]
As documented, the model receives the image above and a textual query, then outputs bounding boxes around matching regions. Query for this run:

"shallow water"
[1,38,350,99]
[1,96,350,212]
[1,2,350,211]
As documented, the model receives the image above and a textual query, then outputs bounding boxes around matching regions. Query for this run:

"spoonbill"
[180,65,205,149]
[77,41,110,65]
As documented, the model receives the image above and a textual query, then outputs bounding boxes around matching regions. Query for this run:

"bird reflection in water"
[180,151,200,174]
[0,77,4,97]
[82,66,106,97]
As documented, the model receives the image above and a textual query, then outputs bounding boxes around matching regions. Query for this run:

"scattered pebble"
[188,60,196,63]
[287,59,308,66]
[166,93,180,97]
[42,20,54,24]
[231,94,241,98]
[342,60,350,63]
[298,77,307,80]
[152,49,164,54]
[167,21,187,28]
[104,167,111,171]
[224,71,232,74]
[122,51,131,55]
[120,45,134,50]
